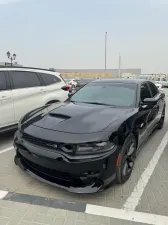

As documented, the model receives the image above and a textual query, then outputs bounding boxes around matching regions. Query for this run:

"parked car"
[68,79,79,88]
[155,82,164,91]
[152,77,168,88]
[76,79,94,89]
[14,79,165,193]
[0,66,68,133]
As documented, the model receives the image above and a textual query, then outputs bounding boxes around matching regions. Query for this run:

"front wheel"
[116,133,136,184]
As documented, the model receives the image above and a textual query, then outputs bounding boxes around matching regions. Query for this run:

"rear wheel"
[157,108,165,130]
[116,133,136,184]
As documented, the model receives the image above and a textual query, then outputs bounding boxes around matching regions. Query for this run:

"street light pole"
[105,32,107,72]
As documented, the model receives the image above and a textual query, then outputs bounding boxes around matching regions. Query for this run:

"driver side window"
[140,83,151,101]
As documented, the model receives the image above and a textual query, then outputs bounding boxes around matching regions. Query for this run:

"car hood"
[21,102,135,134]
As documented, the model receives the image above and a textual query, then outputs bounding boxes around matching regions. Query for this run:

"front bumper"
[14,131,118,193]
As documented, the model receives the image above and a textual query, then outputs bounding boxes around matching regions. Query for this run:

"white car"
[68,79,78,88]
[0,66,69,133]
[152,77,168,88]
[155,82,164,91]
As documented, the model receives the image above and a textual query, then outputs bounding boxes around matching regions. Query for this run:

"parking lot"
[0,90,168,225]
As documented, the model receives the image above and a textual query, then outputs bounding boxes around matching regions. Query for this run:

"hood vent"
[49,113,71,120]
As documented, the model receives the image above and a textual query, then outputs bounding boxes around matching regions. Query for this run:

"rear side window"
[148,81,159,97]
[40,73,61,86]
[9,71,41,89]
[0,71,7,91]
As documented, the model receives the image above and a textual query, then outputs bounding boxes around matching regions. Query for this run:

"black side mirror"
[61,85,70,91]
[160,92,165,98]
[143,98,157,105]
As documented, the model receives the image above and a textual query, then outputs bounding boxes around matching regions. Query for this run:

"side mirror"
[61,85,70,91]
[160,92,165,97]
[143,98,157,105]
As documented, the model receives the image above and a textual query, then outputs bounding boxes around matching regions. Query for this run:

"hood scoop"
[49,113,71,120]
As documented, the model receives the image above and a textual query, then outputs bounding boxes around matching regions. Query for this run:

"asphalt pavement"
[0,90,168,225]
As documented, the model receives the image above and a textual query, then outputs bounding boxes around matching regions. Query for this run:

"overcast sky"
[0,0,168,73]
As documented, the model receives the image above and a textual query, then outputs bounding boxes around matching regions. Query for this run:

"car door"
[147,81,164,125]
[9,70,44,123]
[140,82,160,135]
[0,71,15,128]
[138,82,153,146]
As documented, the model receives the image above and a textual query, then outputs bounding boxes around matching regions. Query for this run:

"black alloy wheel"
[116,133,136,184]
[157,108,165,130]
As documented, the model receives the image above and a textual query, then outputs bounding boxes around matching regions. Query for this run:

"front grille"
[23,157,74,181]
[22,133,76,154]
[23,133,55,148]
[21,156,91,187]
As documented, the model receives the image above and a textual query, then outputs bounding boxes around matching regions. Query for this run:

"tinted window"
[0,71,7,90]
[10,71,41,89]
[40,73,61,85]
[71,82,136,107]
[148,82,159,97]
[140,83,151,101]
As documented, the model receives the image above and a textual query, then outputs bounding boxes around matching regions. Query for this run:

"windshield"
[71,82,136,107]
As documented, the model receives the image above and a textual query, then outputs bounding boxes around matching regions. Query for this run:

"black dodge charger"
[14,79,166,193]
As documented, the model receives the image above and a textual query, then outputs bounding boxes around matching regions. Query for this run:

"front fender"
[108,115,139,148]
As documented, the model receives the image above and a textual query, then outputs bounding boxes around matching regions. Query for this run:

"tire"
[157,107,165,130]
[14,155,18,165]
[116,133,137,184]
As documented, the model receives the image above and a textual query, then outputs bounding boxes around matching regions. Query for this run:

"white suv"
[0,66,69,132]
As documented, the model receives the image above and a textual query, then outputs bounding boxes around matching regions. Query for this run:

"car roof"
[0,66,61,76]
[91,78,147,84]
[0,66,54,72]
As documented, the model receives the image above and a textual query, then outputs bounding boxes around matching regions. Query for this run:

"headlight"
[77,142,117,155]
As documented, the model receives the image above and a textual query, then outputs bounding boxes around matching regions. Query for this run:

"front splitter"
[14,155,103,194]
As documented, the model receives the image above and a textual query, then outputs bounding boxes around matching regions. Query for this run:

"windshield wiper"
[81,101,110,106]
